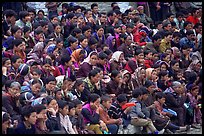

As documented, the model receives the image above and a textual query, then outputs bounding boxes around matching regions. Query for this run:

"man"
[179,30,196,50]
[15,11,31,29]
[45,2,61,20]
[91,3,99,22]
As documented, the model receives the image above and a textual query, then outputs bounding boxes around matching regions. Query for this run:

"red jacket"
[144,59,153,68]
[133,32,147,46]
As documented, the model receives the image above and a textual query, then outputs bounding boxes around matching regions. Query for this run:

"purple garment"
[137,2,146,5]
[105,35,115,52]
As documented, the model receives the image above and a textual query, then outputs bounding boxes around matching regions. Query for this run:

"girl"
[71,49,86,70]
[132,66,146,88]
[76,51,98,78]
[49,23,63,39]
[65,36,78,56]
[105,35,116,52]
[30,79,43,98]
[71,79,86,103]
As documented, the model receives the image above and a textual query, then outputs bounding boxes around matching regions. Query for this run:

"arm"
[99,107,118,124]
[81,108,100,124]
[67,116,76,134]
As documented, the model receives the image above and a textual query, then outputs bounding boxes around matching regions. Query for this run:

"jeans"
[106,124,118,134]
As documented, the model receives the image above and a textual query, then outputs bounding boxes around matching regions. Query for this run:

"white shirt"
[59,113,76,134]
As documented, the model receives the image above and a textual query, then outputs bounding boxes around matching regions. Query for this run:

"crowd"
[2,2,202,134]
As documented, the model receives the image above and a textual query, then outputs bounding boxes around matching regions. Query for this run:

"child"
[99,95,122,134]
[54,88,63,101]
[57,99,75,134]
[68,102,78,134]
[71,79,86,104]
[144,49,154,68]
[14,105,37,134]
[128,88,159,134]
[61,77,74,101]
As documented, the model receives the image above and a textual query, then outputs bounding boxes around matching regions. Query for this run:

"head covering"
[171,81,181,87]
[18,64,30,76]
[109,51,123,62]
[121,69,131,80]
[2,111,6,119]
[33,42,44,52]
[46,44,56,54]
[71,49,83,63]
[105,35,115,49]
[19,92,35,105]
[171,47,180,55]
[137,6,144,11]
[139,26,151,35]
[21,85,32,93]
[81,51,98,65]
[31,97,47,106]
[146,68,154,80]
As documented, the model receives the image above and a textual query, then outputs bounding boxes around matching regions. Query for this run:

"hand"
[166,112,173,117]
[156,5,161,11]
[100,121,107,130]
[13,120,18,128]
[197,95,201,100]
[47,108,57,116]
[124,106,132,114]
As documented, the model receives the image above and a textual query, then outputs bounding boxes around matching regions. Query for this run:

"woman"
[121,69,134,98]
[71,79,86,103]
[71,49,86,70]
[146,68,159,88]
[109,51,126,71]
[105,35,116,52]
[132,66,146,88]
[2,111,12,134]
[30,79,43,98]
[65,36,79,56]
[76,51,98,78]
[48,23,63,39]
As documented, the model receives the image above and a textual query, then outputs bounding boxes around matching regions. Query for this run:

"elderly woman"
[109,51,126,71]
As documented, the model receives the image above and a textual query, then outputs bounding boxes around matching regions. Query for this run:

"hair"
[170,59,179,67]
[68,36,78,45]
[43,58,52,66]
[176,12,184,18]
[107,10,114,17]
[140,87,149,95]
[23,26,31,34]
[104,49,113,56]
[155,92,166,100]
[11,25,21,35]
[60,55,71,65]
[11,55,21,64]
[183,21,192,28]
[134,49,143,56]
[78,34,87,43]
[172,32,182,38]
[73,79,84,89]
[82,25,91,33]
[2,112,11,123]
[88,68,100,79]
[152,33,162,42]
[132,88,142,98]
[2,57,10,66]
[32,69,42,75]
[117,94,127,103]
[45,76,56,85]
[193,23,202,29]
[158,70,168,78]
[57,100,68,109]
[37,10,45,15]
[171,21,176,27]
[160,53,169,61]
[3,9,17,18]
[12,39,23,47]
[72,98,82,107]
[111,70,120,79]
[98,51,108,60]
[33,104,46,114]
[34,27,43,35]
[154,21,162,28]
[166,13,174,18]
[186,30,195,36]
[30,79,42,86]
[21,105,36,121]
[95,25,104,32]
[88,93,100,103]
[68,102,75,111]
[88,37,98,46]
[71,28,82,37]
[164,31,172,37]
[111,2,117,7]
[91,3,98,9]
[144,50,152,56]
[101,95,111,104]
[19,11,29,20]
[46,96,55,105]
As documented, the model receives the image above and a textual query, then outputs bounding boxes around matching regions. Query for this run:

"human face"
[81,38,88,48]
[63,80,73,91]
[90,54,98,66]
[172,62,179,71]
[4,59,11,69]
[166,35,173,42]
[90,98,100,110]
[78,83,85,92]
[90,73,100,84]
[115,73,122,83]
[57,41,63,49]
[26,112,37,125]
[173,84,182,94]
[38,12,44,19]
[13,58,22,69]
[158,97,166,105]
[191,88,199,97]
[56,91,62,100]
[69,108,76,116]
[160,64,167,71]
[9,86,20,98]
[140,68,146,79]
[31,71,40,79]
[48,99,58,111]
[186,23,192,30]
[52,17,59,24]
[29,12,35,20]
[103,100,112,109]
[164,55,171,63]
[142,94,149,101]
[60,105,68,116]
[157,24,163,30]
[92,6,98,14]
[37,109,48,121]
[151,70,158,81]
[137,53,144,63]
[2,119,11,132]
[84,29,92,38]
[195,62,201,72]
[31,83,42,95]
[75,104,82,114]
[43,63,51,72]
[100,14,107,23]
[97,28,104,37]
[155,38,162,46]
[14,29,22,39]
[55,25,61,33]
[119,53,125,63]
[18,42,26,51]
[10,16,16,25]
[147,52,153,60]
[123,73,130,82]
[71,41,79,50]
[46,81,56,91]
[165,24,172,31]
[71,16,77,24]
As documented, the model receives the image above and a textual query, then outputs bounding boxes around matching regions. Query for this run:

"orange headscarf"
[71,49,82,64]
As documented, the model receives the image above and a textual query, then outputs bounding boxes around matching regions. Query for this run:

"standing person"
[148,2,162,23]
[160,2,172,21]
[45,2,61,20]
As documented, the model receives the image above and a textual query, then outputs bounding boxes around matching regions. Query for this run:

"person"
[2,111,13,134]
[99,95,122,134]
[14,105,37,134]
[128,88,159,134]
[45,2,61,20]
[159,31,173,53]
[15,11,31,29]
[81,93,108,134]
[71,49,86,70]
[57,100,75,134]
[109,51,126,71]
[67,102,78,134]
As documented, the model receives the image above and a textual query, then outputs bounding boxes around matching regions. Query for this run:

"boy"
[144,49,154,68]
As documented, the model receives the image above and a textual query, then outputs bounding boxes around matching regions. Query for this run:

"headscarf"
[171,47,179,56]
[105,35,115,50]
[27,42,44,60]
[146,68,154,80]
[46,44,56,54]
[109,51,123,62]
[81,51,98,65]
[71,49,83,63]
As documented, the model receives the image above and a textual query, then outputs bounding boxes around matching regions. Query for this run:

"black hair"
[88,93,100,103]
[101,95,111,103]
[104,49,113,56]
[74,5,81,11]
[30,79,42,86]
[98,51,108,60]
[82,25,91,33]
[60,55,71,65]
[88,37,98,46]
[162,22,171,28]
[23,26,31,34]
[55,37,63,44]
[33,104,46,114]
[140,86,149,95]
[11,25,21,35]
[72,99,82,107]
[176,12,184,18]
[62,3,69,8]
[152,33,162,42]
[2,57,10,65]
[132,88,143,98]
[91,3,98,9]
[155,92,166,100]
[166,13,174,18]
[3,9,17,18]
[78,34,86,43]
[107,10,115,17]
[122,12,128,18]
[68,36,78,46]
[57,100,68,109]
[45,76,56,85]
[186,30,195,36]
[134,49,143,56]
[68,102,75,111]
[170,59,179,67]
[34,27,43,35]
[71,28,82,37]
[117,94,127,103]
[51,15,58,20]
[19,11,29,20]
[158,70,168,78]
[172,32,182,38]
[154,21,162,28]
[27,7,36,15]
[2,112,11,123]
[144,50,152,56]
[32,69,42,75]
[171,21,176,27]
[88,68,100,79]
[99,12,106,17]
[63,77,72,82]
[164,31,172,37]
[183,21,192,28]
[114,8,121,14]
[37,10,45,15]
[43,58,52,65]
[40,20,48,28]
[111,70,120,79]
[11,55,21,64]
[95,25,104,31]
[84,9,92,15]
[12,39,23,47]
[111,2,117,7]
[73,79,84,89]
[21,105,36,121]
[46,96,55,105]
[193,23,202,29]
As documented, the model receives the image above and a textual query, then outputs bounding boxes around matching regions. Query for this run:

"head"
[135,49,144,63]
[30,79,42,96]
[145,80,156,94]
[155,92,166,105]
[13,39,26,52]
[45,76,57,92]
[54,88,63,100]
[132,88,143,101]
[68,36,78,50]
[189,84,199,96]
[42,58,52,72]
[2,57,11,69]
[2,112,11,132]
[37,10,45,19]
[61,55,72,67]
[98,51,108,65]
[21,105,37,125]
[117,94,128,106]
[91,3,98,14]
[88,68,101,84]
[101,95,112,109]
[96,25,104,37]
[73,79,85,92]
[62,77,73,91]
[58,100,68,116]
[11,25,22,38]
[8,81,21,98]
[72,99,83,115]
[34,104,47,121]
[82,25,92,39]
[186,30,196,41]
[78,34,88,48]
[88,51,98,66]
[171,81,182,94]
[159,70,169,81]
[152,33,162,46]
[88,93,101,110]
[111,70,122,83]
[141,87,149,101]
[88,37,98,50]
[170,60,180,72]
[46,96,58,111]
